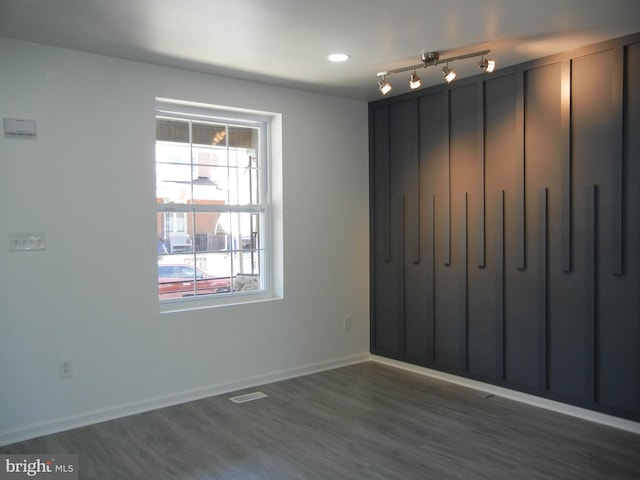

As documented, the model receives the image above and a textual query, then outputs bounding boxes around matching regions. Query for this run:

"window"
[155,101,270,305]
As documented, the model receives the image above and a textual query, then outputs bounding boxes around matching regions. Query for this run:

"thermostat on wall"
[3,118,37,138]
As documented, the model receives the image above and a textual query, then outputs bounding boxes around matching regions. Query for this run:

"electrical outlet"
[59,359,73,379]
[343,316,352,331]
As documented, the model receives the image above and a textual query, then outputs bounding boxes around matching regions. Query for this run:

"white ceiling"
[1,0,639,101]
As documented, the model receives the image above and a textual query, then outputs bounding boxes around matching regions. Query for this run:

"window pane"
[192,156,229,204]
[233,250,261,277]
[193,212,228,253]
[191,172,227,204]
[156,165,194,204]
[158,260,196,300]
[223,212,259,252]
[156,142,193,204]
[193,145,226,166]
[228,159,260,205]
[193,122,226,147]
[157,119,189,143]
[158,256,232,300]
[195,252,232,281]
[233,270,261,292]
[157,212,194,253]
[229,126,258,149]
[156,142,191,165]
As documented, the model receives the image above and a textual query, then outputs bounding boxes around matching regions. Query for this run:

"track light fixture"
[378,76,392,95]
[409,70,422,90]
[376,49,496,95]
[442,64,456,83]
[478,56,496,73]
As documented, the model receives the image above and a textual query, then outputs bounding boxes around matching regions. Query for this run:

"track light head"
[409,71,422,90]
[479,57,496,73]
[442,65,456,83]
[378,77,392,95]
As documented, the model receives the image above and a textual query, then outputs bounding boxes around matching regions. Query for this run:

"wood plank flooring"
[2,362,639,479]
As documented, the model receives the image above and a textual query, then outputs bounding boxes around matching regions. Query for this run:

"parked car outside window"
[158,264,231,300]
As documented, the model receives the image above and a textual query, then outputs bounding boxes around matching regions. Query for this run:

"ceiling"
[1,0,639,101]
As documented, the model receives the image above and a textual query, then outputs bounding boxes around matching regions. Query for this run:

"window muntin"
[156,110,267,304]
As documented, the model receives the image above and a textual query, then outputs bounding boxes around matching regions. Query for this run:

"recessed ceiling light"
[328,53,350,62]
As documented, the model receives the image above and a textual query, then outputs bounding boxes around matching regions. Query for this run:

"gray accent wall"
[369,33,640,421]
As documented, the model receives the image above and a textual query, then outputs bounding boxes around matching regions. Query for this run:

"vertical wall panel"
[524,62,578,399]
[395,99,430,364]
[469,75,514,380]
[372,105,391,262]
[419,92,445,365]
[435,84,477,372]
[546,54,592,400]
[371,104,403,355]
[525,64,564,393]
[597,41,640,414]
[485,72,539,390]
[549,48,616,402]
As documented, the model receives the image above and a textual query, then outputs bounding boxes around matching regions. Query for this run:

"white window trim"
[155,98,283,313]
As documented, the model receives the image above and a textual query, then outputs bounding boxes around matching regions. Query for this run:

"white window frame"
[156,99,278,312]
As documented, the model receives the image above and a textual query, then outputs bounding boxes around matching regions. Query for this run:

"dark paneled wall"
[369,33,640,421]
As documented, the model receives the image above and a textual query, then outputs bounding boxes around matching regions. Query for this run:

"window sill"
[159,290,282,314]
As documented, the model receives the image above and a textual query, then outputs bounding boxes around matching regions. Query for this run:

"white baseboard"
[370,355,640,435]
[0,353,370,447]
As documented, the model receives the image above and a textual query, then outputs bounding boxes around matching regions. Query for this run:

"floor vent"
[229,391,268,404]
[475,391,495,399]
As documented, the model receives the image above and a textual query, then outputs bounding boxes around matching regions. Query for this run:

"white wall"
[0,38,370,445]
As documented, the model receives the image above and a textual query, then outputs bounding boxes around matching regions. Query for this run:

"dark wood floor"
[2,362,639,479]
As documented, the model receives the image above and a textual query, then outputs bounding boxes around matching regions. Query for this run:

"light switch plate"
[4,118,37,138]
[10,232,46,251]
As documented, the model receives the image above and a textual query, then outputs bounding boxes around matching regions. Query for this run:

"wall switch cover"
[4,118,37,138]
[10,232,46,251]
